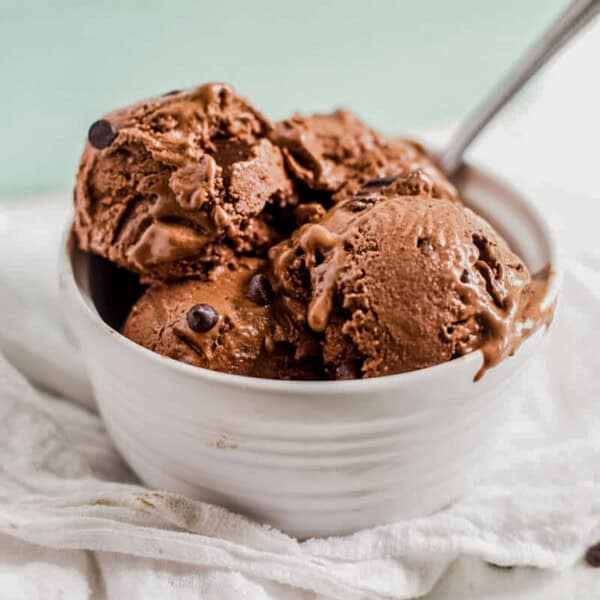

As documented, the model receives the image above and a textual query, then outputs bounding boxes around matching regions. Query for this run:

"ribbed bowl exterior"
[90,350,521,537]
[61,163,560,538]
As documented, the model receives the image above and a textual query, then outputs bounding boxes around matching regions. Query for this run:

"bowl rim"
[61,160,562,395]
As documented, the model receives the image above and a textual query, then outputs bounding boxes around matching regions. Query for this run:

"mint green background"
[0,0,565,198]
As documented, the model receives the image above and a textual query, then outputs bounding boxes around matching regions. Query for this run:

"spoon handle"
[439,0,600,177]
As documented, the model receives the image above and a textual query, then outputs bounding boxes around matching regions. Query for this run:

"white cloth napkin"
[0,23,599,600]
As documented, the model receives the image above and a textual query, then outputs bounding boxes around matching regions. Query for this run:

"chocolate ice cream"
[269,172,546,379]
[73,82,552,380]
[123,257,322,379]
[271,110,458,203]
[123,258,271,375]
[74,83,294,282]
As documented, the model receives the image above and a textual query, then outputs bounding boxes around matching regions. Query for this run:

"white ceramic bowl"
[60,163,560,538]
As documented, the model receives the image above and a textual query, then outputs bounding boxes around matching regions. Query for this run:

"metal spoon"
[439,0,600,177]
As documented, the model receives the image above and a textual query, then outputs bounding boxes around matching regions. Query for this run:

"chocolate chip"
[186,304,219,333]
[585,542,600,567]
[361,174,400,189]
[162,89,181,96]
[88,119,117,149]
[335,362,361,380]
[247,274,273,306]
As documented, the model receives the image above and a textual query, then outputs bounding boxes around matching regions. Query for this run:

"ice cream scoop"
[270,172,548,379]
[74,83,294,282]
[122,257,323,379]
[122,258,273,375]
[272,110,458,203]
